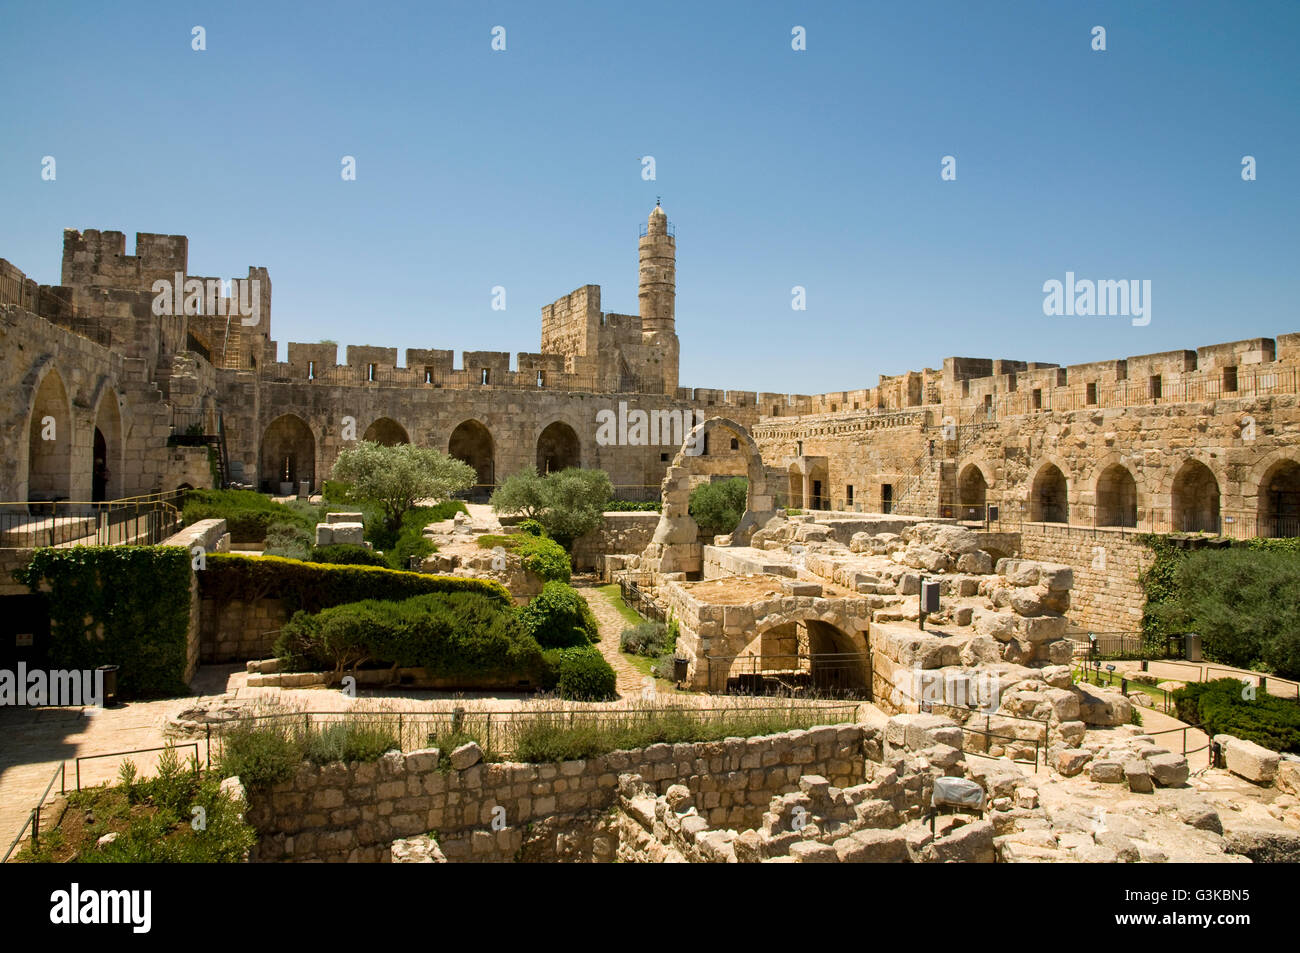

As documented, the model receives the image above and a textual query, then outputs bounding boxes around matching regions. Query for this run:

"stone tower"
[638,202,679,394]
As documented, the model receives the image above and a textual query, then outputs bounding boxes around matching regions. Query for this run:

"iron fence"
[0,492,184,549]
[1,763,65,863]
[703,652,871,698]
[207,703,861,762]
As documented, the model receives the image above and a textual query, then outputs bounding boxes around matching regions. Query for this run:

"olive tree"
[331,441,475,533]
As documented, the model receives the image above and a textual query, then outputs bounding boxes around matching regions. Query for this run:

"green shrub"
[308,544,389,567]
[690,477,747,535]
[1174,678,1300,753]
[541,646,617,701]
[199,553,512,616]
[518,518,546,536]
[217,718,401,790]
[215,719,304,789]
[274,592,546,685]
[331,441,475,535]
[603,500,662,512]
[477,532,571,583]
[491,466,614,548]
[517,581,599,648]
[181,489,319,543]
[386,532,435,570]
[1144,546,1300,677]
[13,547,192,699]
[620,621,672,657]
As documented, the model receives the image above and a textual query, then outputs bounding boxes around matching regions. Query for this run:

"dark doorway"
[92,428,108,502]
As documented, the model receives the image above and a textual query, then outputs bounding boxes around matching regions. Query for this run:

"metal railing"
[1,763,65,863]
[619,572,666,622]
[74,743,202,792]
[703,652,872,698]
[0,491,184,549]
[208,703,860,762]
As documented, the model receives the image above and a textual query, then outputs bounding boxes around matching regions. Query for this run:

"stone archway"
[642,417,776,576]
[537,421,580,474]
[363,417,410,446]
[1095,463,1137,528]
[1171,460,1220,533]
[705,610,871,694]
[26,366,73,504]
[91,388,123,502]
[449,420,495,493]
[260,414,316,493]
[1030,462,1069,524]
[1258,458,1300,538]
[957,463,989,518]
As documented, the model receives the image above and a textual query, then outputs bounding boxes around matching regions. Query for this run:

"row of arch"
[22,364,125,504]
[258,415,583,494]
[956,456,1300,535]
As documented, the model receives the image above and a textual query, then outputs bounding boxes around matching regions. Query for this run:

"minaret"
[638,200,679,393]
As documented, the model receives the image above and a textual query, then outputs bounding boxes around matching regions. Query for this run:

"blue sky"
[2,0,1297,395]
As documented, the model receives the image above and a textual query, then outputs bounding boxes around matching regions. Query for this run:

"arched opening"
[536,421,580,474]
[1095,464,1137,527]
[807,462,829,511]
[27,368,72,504]
[362,417,410,446]
[92,390,123,502]
[1171,460,1220,534]
[260,415,316,494]
[787,464,804,509]
[1258,459,1300,538]
[957,464,988,520]
[449,420,495,496]
[1031,464,1069,523]
[713,619,868,696]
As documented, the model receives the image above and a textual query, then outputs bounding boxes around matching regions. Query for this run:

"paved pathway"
[576,580,646,699]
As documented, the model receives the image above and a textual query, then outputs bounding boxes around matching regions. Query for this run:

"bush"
[13,547,192,699]
[1145,546,1300,677]
[541,646,617,701]
[491,466,614,548]
[1174,678,1300,753]
[274,592,546,686]
[690,477,747,535]
[308,544,389,567]
[477,532,571,583]
[518,518,546,537]
[603,500,662,512]
[181,489,320,543]
[217,718,400,790]
[517,581,599,649]
[387,532,435,571]
[620,621,672,657]
[199,553,512,616]
[331,441,475,534]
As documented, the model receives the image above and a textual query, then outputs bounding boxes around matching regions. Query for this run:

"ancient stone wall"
[571,512,660,571]
[245,724,867,862]
[1018,525,1151,632]
[200,596,287,662]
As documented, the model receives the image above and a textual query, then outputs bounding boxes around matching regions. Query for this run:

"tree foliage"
[689,477,748,535]
[331,441,475,533]
[490,466,613,548]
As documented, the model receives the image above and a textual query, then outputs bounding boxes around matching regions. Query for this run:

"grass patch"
[597,584,643,627]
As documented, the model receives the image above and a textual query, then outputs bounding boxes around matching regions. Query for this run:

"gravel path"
[576,581,646,699]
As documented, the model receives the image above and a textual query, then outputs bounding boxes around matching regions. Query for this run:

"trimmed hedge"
[308,544,389,567]
[13,547,192,699]
[541,646,617,701]
[198,553,511,616]
[1174,678,1300,754]
[517,581,600,649]
[274,592,545,684]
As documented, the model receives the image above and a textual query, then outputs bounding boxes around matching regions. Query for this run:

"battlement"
[61,229,189,292]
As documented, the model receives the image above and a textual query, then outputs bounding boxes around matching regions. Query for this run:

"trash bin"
[1184,633,1203,662]
[672,657,689,683]
[96,664,120,707]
